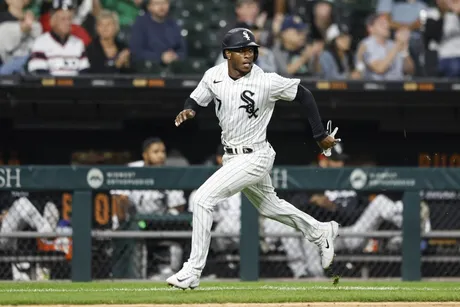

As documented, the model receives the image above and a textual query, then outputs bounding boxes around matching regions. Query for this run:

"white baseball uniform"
[186,62,327,272]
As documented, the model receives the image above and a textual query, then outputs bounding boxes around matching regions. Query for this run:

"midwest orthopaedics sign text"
[87,168,155,189]
[350,168,416,190]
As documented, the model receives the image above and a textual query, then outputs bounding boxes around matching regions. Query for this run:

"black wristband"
[184,97,200,112]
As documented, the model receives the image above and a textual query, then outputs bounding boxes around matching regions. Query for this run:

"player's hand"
[175,109,196,127]
[318,120,341,156]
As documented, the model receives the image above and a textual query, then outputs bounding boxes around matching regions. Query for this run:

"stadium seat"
[183,30,219,58]
[168,58,209,75]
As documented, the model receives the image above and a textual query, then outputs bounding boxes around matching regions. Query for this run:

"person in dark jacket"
[86,10,130,73]
[129,0,186,65]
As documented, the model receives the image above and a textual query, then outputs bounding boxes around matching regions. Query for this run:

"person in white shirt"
[27,0,89,76]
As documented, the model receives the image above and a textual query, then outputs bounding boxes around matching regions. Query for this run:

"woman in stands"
[86,10,131,74]
[317,24,361,79]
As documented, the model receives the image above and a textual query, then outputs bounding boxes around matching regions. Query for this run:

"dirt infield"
[10,303,460,307]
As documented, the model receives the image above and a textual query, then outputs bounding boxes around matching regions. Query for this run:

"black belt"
[224,147,253,155]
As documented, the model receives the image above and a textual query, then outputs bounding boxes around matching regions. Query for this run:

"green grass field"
[0,281,459,304]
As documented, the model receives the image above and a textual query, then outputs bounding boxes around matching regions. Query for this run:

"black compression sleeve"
[293,84,327,142]
[184,97,200,112]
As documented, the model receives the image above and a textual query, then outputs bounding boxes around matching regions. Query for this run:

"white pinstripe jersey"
[190,62,300,146]
[28,33,89,76]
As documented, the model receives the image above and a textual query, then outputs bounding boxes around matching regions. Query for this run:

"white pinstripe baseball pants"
[188,143,324,272]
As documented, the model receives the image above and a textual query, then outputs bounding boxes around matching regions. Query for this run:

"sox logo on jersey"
[239,90,258,118]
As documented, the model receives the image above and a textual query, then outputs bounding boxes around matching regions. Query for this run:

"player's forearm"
[294,85,327,141]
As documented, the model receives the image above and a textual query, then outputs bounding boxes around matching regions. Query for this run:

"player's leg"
[242,174,339,269]
[167,151,272,289]
[340,194,402,250]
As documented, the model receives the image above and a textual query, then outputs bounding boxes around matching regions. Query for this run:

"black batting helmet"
[221,28,259,61]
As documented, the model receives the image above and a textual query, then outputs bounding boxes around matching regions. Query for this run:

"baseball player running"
[167,28,340,289]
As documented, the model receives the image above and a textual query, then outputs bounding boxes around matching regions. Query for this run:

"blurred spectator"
[273,15,322,76]
[377,0,427,74]
[308,0,336,44]
[100,0,143,27]
[221,0,273,47]
[28,0,89,76]
[86,10,130,73]
[317,24,361,79]
[360,13,414,80]
[424,0,460,77]
[38,0,92,46]
[130,0,186,65]
[0,0,42,75]
[215,24,277,72]
[0,0,30,22]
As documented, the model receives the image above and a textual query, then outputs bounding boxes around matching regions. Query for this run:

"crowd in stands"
[0,0,459,78]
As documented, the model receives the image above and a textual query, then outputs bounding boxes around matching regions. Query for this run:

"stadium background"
[0,0,458,283]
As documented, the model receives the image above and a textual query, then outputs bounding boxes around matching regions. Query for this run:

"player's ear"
[225,50,231,60]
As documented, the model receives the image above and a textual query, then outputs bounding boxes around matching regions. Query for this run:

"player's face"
[51,10,73,36]
[228,47,255,74]
[97,17,118,40]
[148,0,170,19]
[143,142,166,166]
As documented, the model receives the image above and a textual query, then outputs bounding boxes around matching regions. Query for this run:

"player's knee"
[190,188,215,211]
[258,207,276,219]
